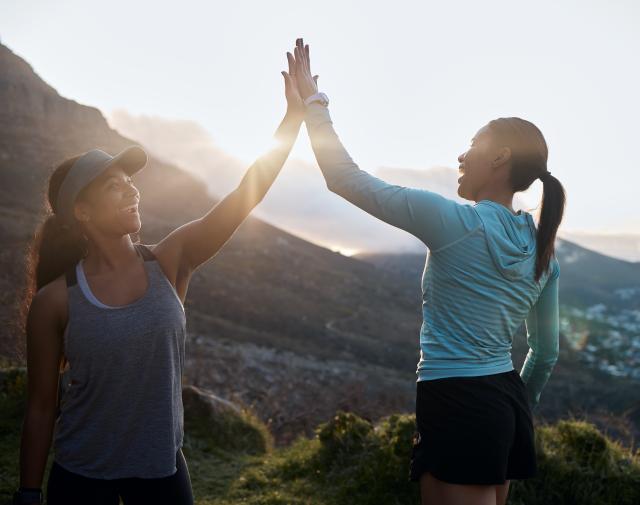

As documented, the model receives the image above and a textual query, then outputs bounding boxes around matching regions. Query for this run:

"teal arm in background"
[520,261,561,410]
[304,103,475,251]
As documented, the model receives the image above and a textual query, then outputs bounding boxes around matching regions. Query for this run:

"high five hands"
[282,38,318,114]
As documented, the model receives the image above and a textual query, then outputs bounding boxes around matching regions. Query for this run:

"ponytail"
[535,173,566,282]
[20,155,87,327]
[487,117,566,283]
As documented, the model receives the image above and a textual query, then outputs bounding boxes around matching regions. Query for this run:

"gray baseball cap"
[55,145,148,226]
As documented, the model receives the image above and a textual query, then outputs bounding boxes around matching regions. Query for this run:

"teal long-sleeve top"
[305,103,560,410]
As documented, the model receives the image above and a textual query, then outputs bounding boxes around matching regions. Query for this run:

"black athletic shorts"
[46,447,194,505]
[409,369,537,485]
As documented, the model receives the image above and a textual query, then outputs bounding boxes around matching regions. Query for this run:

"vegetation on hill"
[1,367,638,505]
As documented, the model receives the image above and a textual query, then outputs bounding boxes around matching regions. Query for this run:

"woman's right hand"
[294,37,318,100]
[282,51,305,118]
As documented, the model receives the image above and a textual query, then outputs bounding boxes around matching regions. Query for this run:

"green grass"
[1,367,639,505]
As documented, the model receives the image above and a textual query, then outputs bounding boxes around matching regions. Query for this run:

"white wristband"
[304,92,329,107]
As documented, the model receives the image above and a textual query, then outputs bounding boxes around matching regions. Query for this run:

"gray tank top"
[53,244,187,479]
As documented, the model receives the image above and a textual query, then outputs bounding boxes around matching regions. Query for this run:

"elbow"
[252,192,266,207]
[325,179,339,194]
[542,352,559,370]
[26,392,59,420]
[234,183,264,209]
[550,339,560,364]
[23,404,57,432]
[541,345,559,366]
[324,174,347,195]
[26,400,58,419]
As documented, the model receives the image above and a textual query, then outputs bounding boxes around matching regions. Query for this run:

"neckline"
[476,199,523,217]
[76,257,152,310]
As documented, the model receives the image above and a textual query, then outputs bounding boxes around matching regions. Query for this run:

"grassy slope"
[2,368,639,505]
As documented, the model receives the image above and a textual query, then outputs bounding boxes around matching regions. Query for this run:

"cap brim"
[107,145,148,175]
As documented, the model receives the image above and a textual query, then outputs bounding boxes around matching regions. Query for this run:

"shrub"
[509,420,640,505]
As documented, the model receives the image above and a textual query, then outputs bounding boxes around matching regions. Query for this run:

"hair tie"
[539,170,552,181]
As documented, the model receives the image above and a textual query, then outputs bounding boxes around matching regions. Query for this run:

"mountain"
[559,230,640,263]
[1,42,638,446]
[555,240,640,310]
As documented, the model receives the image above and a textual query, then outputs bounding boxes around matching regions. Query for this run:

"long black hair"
[488,117,566,282]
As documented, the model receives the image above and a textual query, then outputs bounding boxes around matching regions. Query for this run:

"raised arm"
[153,51,305,273]
[293,38,475,250]
[520,259,561,410]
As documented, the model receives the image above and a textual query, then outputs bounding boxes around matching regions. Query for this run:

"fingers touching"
[287,37,319,101]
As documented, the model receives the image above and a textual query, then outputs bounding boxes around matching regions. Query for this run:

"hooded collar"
[474,200,538,281]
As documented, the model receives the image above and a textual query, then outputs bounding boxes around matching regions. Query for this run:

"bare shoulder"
[30,274,68,329]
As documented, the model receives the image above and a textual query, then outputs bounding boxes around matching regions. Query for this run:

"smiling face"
[456,124,505,201]
[73,163,141,237]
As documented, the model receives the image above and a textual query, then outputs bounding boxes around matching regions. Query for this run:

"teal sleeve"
[520,259,561,410]
[305,104,478,251]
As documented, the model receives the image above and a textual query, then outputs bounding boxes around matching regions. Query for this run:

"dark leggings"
[46,448,194,505]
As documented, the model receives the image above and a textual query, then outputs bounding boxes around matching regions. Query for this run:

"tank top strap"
[134,243,157,262]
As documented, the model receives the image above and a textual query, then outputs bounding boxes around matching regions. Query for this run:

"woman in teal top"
[291,39,565,505]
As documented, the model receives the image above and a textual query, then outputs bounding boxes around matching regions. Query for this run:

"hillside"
[1,367,639,505]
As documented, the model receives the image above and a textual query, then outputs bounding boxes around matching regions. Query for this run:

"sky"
[1,0,639,237]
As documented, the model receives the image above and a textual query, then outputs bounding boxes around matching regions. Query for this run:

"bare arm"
[153,51,305,275]
[18,280,66,491]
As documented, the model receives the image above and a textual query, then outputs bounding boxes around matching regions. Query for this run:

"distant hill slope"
[357,238,640,311]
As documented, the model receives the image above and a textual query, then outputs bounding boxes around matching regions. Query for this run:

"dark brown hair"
[22,156,89,312]
[487,117,566,282]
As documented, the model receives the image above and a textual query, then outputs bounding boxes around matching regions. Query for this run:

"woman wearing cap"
[291,39,564,505]
[14,52,307,505]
